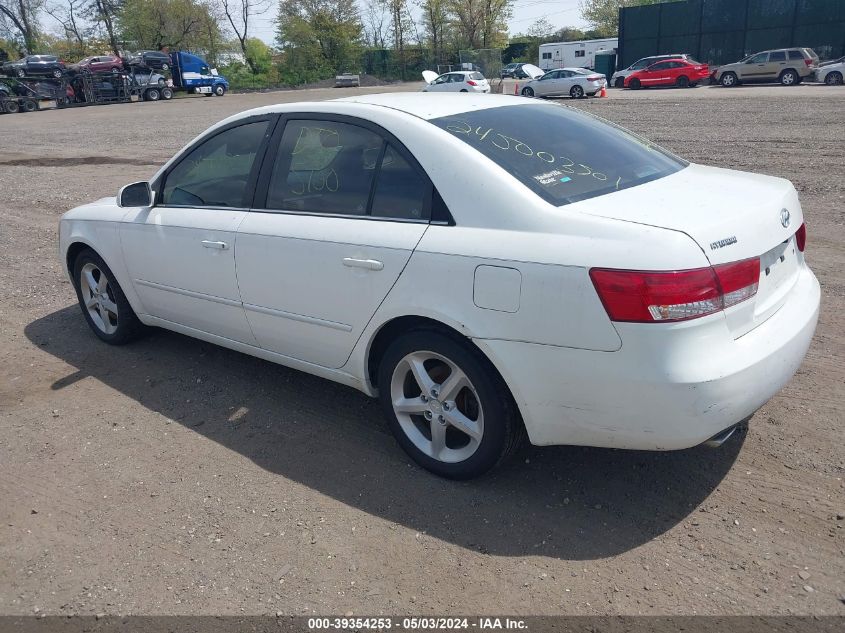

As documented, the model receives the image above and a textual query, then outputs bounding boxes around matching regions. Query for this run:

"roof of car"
[332,93,537,120]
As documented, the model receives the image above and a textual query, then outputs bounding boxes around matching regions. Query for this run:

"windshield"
[430,104,686,206]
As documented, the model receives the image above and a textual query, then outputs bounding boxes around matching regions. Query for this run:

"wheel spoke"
[429,422,447,459]
[439,368,469,402]
[100,297,118,316]
[96,303,110,324]
[444,409,482,440]
[407,354,436,395]
[393,396,428,415]
[83,269,98,293]
[85,295,98,309]
[96,273,109,293]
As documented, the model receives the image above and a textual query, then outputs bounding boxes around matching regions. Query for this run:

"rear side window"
[162,120,268,208]
[431,104,686,206]
[371,146,429,220]
[789,50,804,60]
[769,51,786,62]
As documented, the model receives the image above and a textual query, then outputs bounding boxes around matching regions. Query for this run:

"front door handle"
[343,257,384,271]
[201,240,228,250]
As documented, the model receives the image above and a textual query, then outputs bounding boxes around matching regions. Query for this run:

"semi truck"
[169,51,229,96]
[538,38,619,71]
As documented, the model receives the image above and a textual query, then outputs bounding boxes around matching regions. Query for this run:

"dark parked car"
[501,62,544,79]
[75,55,124,74]
[2,55,66,78]
[128,51,171,71]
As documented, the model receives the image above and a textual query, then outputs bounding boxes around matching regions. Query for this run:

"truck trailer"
[538,38,619,71]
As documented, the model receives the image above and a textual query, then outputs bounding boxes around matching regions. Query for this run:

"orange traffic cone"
[599,85,607,98]
[514,81,519,95]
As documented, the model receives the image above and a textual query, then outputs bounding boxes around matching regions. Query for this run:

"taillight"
[466,80,477,86]
[804,58,813,66]
[590,258,760,323]
[586,75,602,81]
[795,222,806,252]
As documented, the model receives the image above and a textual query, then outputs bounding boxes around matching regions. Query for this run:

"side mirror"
[118,181,152,207]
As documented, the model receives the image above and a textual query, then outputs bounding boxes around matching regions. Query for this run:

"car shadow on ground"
[26,307,744,561]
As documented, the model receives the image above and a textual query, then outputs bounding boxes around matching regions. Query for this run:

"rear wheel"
[628,78,641,89]
[161,87,173,100]
[780,69,798,86]
[144,87,160,101]
[3,99,19,114]
[21,99,37,112]
[72,249,144,345]
[720,72,738,87]
[521,86,534,97]
[52,68,62,79]
[569,84,584,98]
[15,69,25,78]
[676,75,689,88]
[460,88,468,92]
[825,71,843,85]
[378,330,524,479]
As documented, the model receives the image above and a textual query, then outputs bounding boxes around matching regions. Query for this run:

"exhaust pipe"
[704,424,738,448]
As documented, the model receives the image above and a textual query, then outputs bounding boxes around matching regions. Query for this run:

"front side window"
[748,53,768,63]
[431,104,686,207]
[162,120,268,208]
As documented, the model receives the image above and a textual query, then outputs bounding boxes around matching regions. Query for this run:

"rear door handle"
[201,240,228,250]
[343,257,384,271]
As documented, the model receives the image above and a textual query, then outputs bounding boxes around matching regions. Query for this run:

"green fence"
[618,0,845,69]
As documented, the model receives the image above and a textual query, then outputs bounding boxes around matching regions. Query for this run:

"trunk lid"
[578,163,804,336]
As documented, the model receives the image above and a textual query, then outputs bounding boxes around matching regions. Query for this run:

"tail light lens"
[590,258,760,323]
[795,222,806,252]
[466,80,477,86]
[587,75,602,81]
[804,58,813,67]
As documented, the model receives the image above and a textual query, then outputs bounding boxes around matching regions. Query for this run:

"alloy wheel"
[390,350,484,464]
[79,263,119,335]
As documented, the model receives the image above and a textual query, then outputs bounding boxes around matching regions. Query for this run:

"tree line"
[0,0,663,86]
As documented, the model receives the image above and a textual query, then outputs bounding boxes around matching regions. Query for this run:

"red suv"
[624,58,710,89]
[76,55,124,74]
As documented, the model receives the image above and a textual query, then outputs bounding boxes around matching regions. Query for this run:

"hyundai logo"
[780,208,791,228]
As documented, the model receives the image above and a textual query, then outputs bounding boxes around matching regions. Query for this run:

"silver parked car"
[520,67,606,99]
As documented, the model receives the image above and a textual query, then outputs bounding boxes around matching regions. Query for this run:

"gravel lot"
[0,83,843,617]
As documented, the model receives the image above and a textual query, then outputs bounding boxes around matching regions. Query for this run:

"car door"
[639,61,666,85]
[235,116,433,369]
[120,115,275,344]
[427,74,450,92]
[766,50,787,79]
[739,52,769,80]
[533,71,556,96]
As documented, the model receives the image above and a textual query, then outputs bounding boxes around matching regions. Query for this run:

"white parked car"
[59,94,820,479]
[521,67,606,98]
[815,57,844,85]
[422,70,490,93]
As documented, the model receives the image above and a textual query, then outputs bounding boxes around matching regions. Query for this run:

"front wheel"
[780,69,798,86]
[52,68,63,78]
[72,249,144,344]
[825,71,843,85]
[521,86,534,97]
[213,84,225,96]
[378,331,523,479]
[614,77,624,88]
[16,69,25,78]
[720,72,738,87]
[570,85,584,98]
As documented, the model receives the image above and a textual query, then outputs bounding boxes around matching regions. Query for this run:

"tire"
[720,72,738,87]
[628,78,641,89]
[521,86,534,97]
[614,77,624,88]
[377,330,524,479]
[111,67,119,74]
[21,99,37,112]
[780,69,798,86]
[16,69,25,78]
[213,84,225,96]
[52,68,62,79]
[676,75,689,88]
[72,249,144,345]
[3,99,19,114]
[569,84,584,98]
[825,71,843,85]
[160,63,170,71]
[460,88,468,92]
[161,87,173,100]
[144,88,160,101]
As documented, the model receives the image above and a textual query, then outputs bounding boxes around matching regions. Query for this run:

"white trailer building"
[538,38,618,71]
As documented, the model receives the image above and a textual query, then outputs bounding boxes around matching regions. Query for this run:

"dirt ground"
[0,82,842,617]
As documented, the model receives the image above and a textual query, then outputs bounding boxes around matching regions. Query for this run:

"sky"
[249,0,590,45]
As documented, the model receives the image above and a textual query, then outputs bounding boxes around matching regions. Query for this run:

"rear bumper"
[475,265,820,451]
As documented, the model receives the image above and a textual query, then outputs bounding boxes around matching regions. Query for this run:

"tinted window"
[748,53,768,63]
[769,51,786,62]
[371,145,429,220]
[789,50,804,60]
[575,50,585,57]
[267,120,382,215]
[542,53,551,59]
[431,104,686,206]
[162,120,268,208]
[650,62,671,70]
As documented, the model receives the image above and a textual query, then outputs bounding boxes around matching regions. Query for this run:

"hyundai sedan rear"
[58,94,819,479]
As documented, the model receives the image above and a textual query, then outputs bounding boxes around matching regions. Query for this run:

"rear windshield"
[430,104,686,206]
[470,72,484,80]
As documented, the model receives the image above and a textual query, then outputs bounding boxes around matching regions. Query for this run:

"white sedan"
[815,57,844,85]
[422,70,490,93]
[521,67,606,98]
[59,94,820,479]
